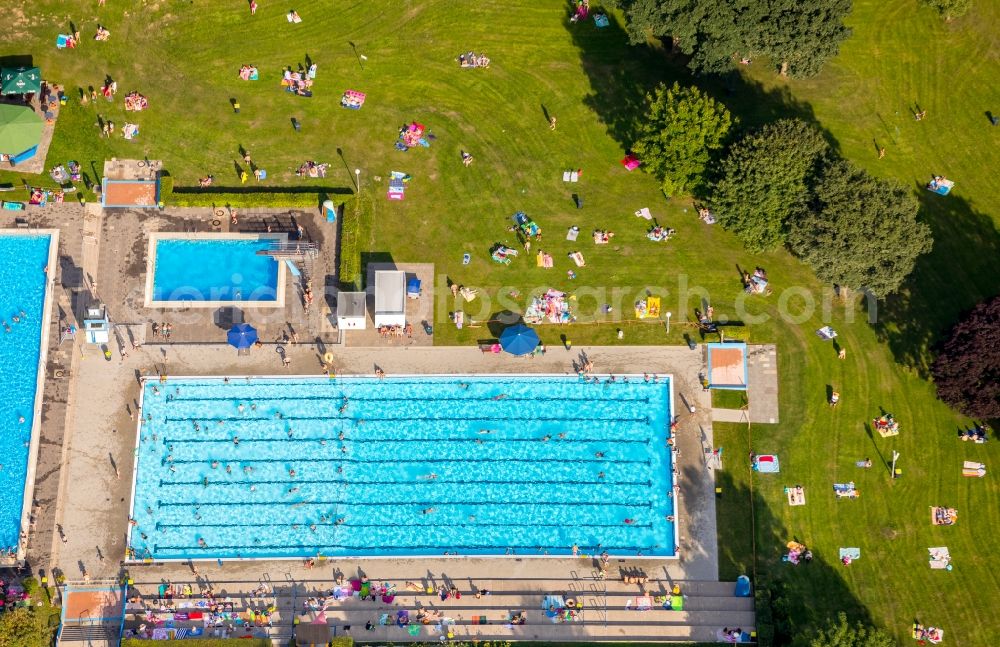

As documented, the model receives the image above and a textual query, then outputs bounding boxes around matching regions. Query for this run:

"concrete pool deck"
[51,342,718,582]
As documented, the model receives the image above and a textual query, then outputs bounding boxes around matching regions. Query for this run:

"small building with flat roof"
[373,270,406,327]
[336,291,367,329]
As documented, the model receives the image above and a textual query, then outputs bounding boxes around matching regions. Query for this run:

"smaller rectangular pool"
[145,233,287,308]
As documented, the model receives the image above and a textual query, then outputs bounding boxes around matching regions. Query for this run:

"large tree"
[711,119,828,252]
[632,82,733,197]
[787,160,932,298]
[613,0,852,77]
[932,296,1000,419]
[0,606,54,647]
[920,0,971,21]
[809,612,896,647]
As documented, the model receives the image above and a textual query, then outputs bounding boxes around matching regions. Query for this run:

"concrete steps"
[125,577,755,643]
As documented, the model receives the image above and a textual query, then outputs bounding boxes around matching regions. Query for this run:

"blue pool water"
[0,234,52,552]
[129,376,676,560]
[151,239,280,302]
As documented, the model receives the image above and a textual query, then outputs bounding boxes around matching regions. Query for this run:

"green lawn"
[2,1,999,644]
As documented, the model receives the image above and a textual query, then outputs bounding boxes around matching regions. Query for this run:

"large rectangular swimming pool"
[145,234,286,306]
[0,232,55,556]
[128,375,676,560]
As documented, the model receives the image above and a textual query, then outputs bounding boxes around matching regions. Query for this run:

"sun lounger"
[785,487,806,506]
[569,251,585,267]
[838,547,861,560]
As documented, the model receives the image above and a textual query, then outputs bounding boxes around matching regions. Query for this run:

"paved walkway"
[711,344,779,424]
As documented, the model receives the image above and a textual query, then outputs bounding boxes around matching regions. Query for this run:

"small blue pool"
[150,238,281,303]
[0,233,52,553]
[129,375,676,560]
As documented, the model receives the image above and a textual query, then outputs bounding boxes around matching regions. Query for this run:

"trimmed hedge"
[166,191,323,208]
[337,204,363,290]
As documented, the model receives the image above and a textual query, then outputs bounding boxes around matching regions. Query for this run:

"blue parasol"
[499,323,540,356]
[227,323,258,349]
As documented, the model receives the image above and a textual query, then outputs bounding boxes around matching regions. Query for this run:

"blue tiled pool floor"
[129,376,676,560]
[0,233,52,553]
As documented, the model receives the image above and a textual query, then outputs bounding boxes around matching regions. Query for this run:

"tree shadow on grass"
[870,190,1000,376]
[563,6,841,161]
[714,467,874,645]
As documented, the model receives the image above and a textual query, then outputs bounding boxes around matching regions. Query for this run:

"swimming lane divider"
[158,458,652,467]
[150,542,656,553]
[159,440,649,454]
[157,477,655,487]
[162,414,652,424]
[156,499,653,508]
[157,521,655,530]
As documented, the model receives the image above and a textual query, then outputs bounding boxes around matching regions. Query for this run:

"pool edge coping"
[3,228,60,563]
[126,373,679,563]
[143,232,289,309]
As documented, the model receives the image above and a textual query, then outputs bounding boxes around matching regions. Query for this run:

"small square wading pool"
[127,374,678,561]
[144,233,287,307]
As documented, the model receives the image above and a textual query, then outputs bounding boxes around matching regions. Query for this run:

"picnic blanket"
[634,207,652,220]
[928,546,951,569]
[839,547,861,560]
[834,482,860,499]
[753,454,780,473]
[785,486,806,506]
[562,170,579,182]
[524,289,571,324]
[569,251,585,267]
[536,251,553,268]
[566,226,580,241]
[931,506,957,526]
[962,461,986,477]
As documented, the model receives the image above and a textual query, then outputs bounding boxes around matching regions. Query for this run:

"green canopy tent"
[0,104,43,163]
[0,67,41,95]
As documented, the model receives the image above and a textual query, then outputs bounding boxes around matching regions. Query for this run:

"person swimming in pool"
[478,429,494,434]
[422,473,438,480]
[422,507,436,514]
[492,394,508,400]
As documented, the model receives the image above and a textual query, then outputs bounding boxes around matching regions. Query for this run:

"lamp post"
[354,168,361,192]
[666,311,673,334]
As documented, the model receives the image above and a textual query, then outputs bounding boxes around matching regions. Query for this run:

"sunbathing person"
[94,26,111,41]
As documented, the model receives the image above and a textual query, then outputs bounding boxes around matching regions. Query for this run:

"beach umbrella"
[227,323,257,349]
[0,104,43,156]
[499,323,540,356]
[0,67,41,95]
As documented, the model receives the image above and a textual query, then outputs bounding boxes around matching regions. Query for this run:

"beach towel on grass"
[753,454,779,473]
[839,547,861,560]
[785,487,805,506]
